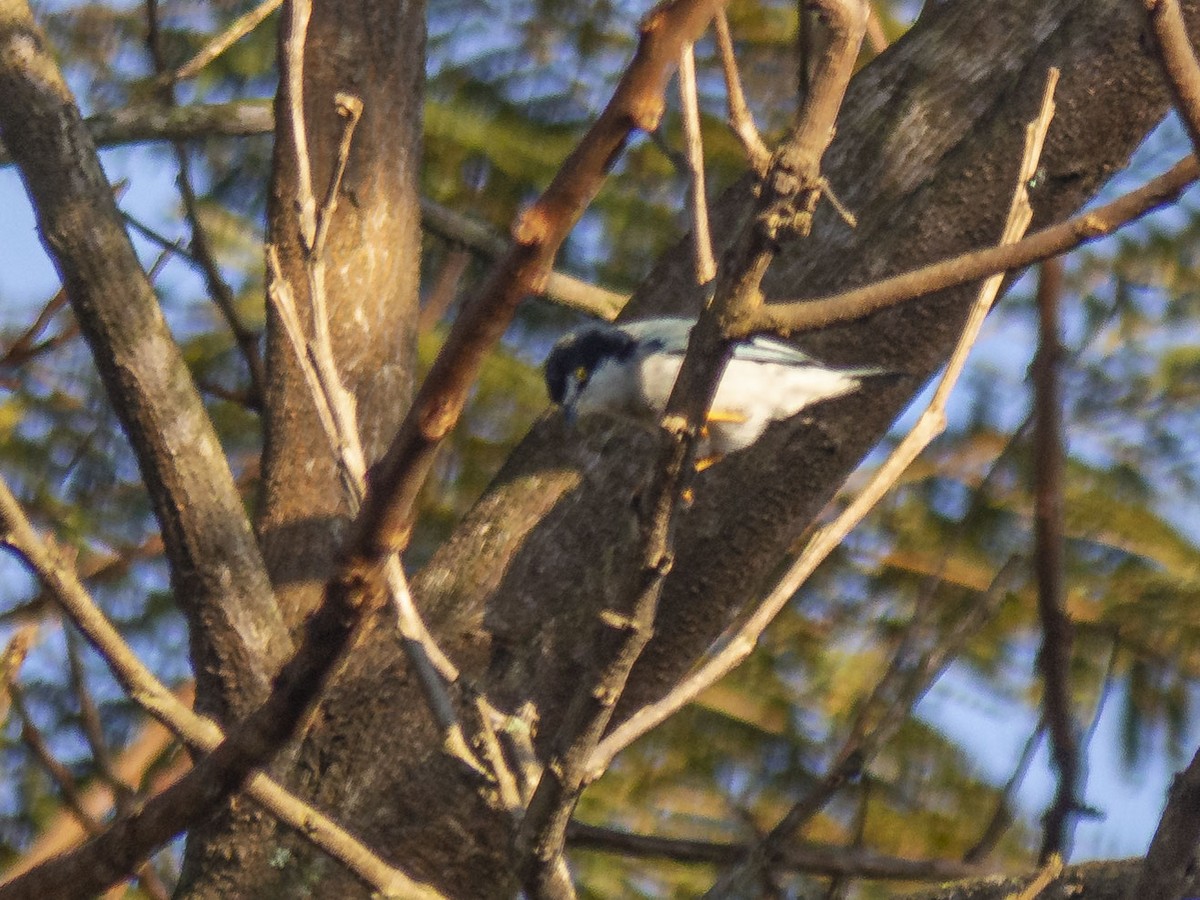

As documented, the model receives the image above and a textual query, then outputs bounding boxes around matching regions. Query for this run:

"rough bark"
[258,0,425,633]
[183,0,1195,897]
[0,1,290,720]
[177,0,425,895]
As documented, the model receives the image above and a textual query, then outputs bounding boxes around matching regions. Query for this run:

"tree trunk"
[185,0,1193,896]
[177,0,425,895]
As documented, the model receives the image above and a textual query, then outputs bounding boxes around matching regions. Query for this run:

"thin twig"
[713,10,770,173]
[864,3,888,54]
[965,720,1046,864]
[66,628,136,813]
[120,211,197,262]
[0,290,68,368]
[418,247,471,332]
[0,478,445,900]
[679,42,717,284]
[167,0,285,83]
[1032,256,1080,862]
[822,778,871,900]
[590,67,1062,778]
[1007,853,1063,900]
[565,821,985,880]
[312,93,362,260]
[283,0,317,249]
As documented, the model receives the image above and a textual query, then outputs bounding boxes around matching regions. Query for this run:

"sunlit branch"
[679,43,717,284]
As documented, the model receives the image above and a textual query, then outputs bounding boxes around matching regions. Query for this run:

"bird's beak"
[562,403,577,426]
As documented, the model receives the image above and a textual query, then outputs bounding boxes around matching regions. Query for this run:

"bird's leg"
[705,409,750,424]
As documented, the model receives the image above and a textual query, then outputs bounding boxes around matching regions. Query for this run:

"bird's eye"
[574,365,589,386]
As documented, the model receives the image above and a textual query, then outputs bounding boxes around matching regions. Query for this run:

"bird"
[544,316,894,465]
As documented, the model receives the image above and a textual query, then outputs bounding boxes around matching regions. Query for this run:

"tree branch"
[0,99,276,163]
[516,2,867,895]
[1032,256,1081,862]
[166,0,284,83]
[741,155,1199,338]
[1125,747,1200,899]
[679,42,716,284]
[1142,0,1200,157]
[713,10,769,173]
[566,821,986,880]
[0,478,445,900]
[0,0,290,719]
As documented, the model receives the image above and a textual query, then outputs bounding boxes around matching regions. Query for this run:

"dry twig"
[1007,853,1063,900]
[713,10,770,172]
[679,43,717,284]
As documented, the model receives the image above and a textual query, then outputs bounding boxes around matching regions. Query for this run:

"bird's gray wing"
[734,334,823,366]
[617,317,695,355]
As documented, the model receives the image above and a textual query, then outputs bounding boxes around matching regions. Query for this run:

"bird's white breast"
[576,348,864,457]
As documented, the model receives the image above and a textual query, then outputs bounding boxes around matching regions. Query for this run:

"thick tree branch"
[0,0,290,719]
